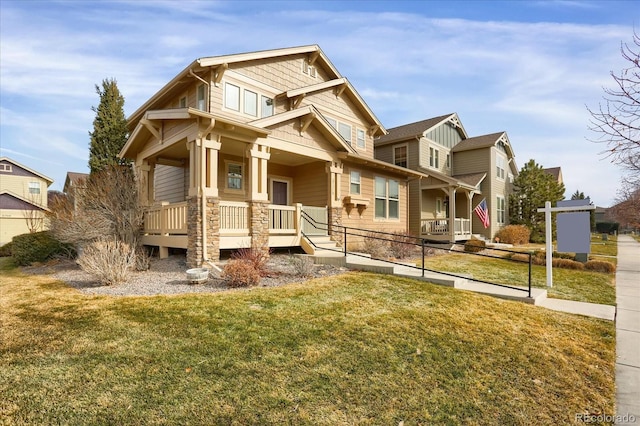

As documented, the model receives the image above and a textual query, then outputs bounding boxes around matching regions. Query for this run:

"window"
[227,162,243,190]
[261,95,274,117]
[28,182,40,195]
[356,129,366,149]
[496,155,505,180]
[197,84,206,111]
[326,117,337,129]
[179,96,187,108]
[375,177,399,220]
[243,90,258,116]
[430,147,439,168]
[224,82,240,111]
[302,61,317,78]
[338,122,352,144]
[445,153,451,169]
[0,164,12,172]
[350,171,361,195]
[497,196,506,225]
[436,197,443,215]
[393,145,407,167]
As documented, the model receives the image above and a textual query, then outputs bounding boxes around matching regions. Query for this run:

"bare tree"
[587,31,640,176]
[22,191,45,233]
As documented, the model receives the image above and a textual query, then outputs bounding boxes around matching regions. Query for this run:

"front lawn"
[0,258,614,425]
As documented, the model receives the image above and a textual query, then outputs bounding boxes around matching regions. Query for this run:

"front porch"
[141,201,328,257]
[420,217,471,242]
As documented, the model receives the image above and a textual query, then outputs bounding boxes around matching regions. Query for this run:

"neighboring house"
[119,45,421,267]
[543,167,563,185]
[375,113,518,242]
[0,157,53,246]
[63,171,89,211]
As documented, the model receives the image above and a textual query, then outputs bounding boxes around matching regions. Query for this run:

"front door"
[272,180,288,206]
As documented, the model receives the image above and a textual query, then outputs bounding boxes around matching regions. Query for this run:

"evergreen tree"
[508,159,565,242]
[88,78,129,174]
[571,189,596,231]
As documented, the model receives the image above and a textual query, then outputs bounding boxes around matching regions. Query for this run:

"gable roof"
[63,172,89,193]
[0,190,49,211]
[451,131,516,158]
[375,113,467,146]
[0,157,53,185]
[452,172,487,188]
[127,45,345,131]
[543,167,563,183]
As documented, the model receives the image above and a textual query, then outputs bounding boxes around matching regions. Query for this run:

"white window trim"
[197,83,207,111]
[436,197,443,216]
[430,147,440,169]
[28,181,41,195]
[393,143,408,168]
[496,154,506,181]
[374,177,400,221]
[497,195,506,225]
[356,128,366,150]
[223,79,274,119]
[0,164,12,172]
[350,170,361,195]
[224,160,244,193]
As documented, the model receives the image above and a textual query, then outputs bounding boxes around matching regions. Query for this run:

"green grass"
[1,258,615,425]
[422,253,615,305]
[589,234,617,261]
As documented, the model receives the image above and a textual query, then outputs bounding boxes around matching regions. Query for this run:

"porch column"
[448,187,456,243]
[135,159,153,206]
[326,161,343,245]
[247,142,271,255]
[203,136,221,262]
[467,192,475,237]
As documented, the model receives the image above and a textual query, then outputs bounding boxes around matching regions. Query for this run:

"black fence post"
[528,252,532,298]
[344,227,347,257]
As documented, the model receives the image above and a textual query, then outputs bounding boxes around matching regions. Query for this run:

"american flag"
[474,198,490,229]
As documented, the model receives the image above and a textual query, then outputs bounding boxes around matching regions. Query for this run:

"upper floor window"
[302,61,317,78]
[224,82,274,118]
[445,153,451,169]
[496,155,506,180]
[29,182,41,195]
[394,145,407,168]
[338,122,352,144]
[197,84,207,111]
[430,147,439,168]
[179,96,187,108]
[0,164,12,172]
[356,129,366,149]
[350,171,361,195]
[375,177,399,220]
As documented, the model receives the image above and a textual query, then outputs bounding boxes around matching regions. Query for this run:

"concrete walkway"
[615,235,640,423]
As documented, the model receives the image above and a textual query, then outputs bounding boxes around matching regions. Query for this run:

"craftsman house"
[0,157,53,246]
[119,45,420,267]
[375,113,518,242]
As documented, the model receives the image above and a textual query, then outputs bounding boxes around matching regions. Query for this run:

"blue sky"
[1,0,638,206]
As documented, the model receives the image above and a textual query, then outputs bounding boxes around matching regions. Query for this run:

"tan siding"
[292,162,328,207]
[0,174,48,207]
[452,149,490,175]
[154,165,187,203]
[219,153,248,202]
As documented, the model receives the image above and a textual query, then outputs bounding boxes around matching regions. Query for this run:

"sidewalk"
[615,235,640,423]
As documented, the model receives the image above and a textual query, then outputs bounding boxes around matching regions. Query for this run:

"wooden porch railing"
[421,218,471,235]
[219,201,249,235]
[143,202,188,235]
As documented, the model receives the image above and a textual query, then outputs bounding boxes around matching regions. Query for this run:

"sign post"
[537,200,595,287]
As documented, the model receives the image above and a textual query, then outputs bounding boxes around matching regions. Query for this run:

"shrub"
[11,231,74,266]
[0,241,13,257]
[288,255,315,278]
[232,244,271,277]
[361,232,389,259]
[222,260,261,287]
[464,238,486,253]
[77,239,135,285]
[510,253,533,263]
[551,258,584,270]
[553,251,575,260]
[585,260,616,273]
[494,225,531,245]
[389,231,417,259]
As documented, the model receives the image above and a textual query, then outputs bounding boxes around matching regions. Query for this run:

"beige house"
[119,45,420,267]
[0,157,53,246]
[375,113,518,242]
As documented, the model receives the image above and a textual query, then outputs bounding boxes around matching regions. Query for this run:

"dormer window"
[302,61,317,78]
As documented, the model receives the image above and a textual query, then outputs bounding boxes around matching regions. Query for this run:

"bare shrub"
[510,253,531,263]
[288,255,315,278]
[464,238,486,253]
[222,260,261,287]
[389,231,417,259]
[585,260,616,273]
[77,239,135,285]
[494,225,531,245]
[552,258,585,270]
[231,243,272,277]
[361,232,389,259]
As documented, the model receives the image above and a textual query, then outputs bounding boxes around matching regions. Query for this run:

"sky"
[1,0,638,207]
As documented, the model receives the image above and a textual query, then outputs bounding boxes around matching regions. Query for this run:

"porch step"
[302,235,342,256]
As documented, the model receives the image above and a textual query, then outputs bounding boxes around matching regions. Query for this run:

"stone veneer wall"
[329,206,343,248]
[250,201,270,257]
[186,196,201,268]
[187,195,221,268]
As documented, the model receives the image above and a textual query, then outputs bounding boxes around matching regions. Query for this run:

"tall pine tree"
[509,159,565,242]
[88,78,129,174]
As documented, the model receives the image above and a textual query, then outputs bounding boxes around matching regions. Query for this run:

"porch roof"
[337,152,425,179]
[417,166,486,191]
